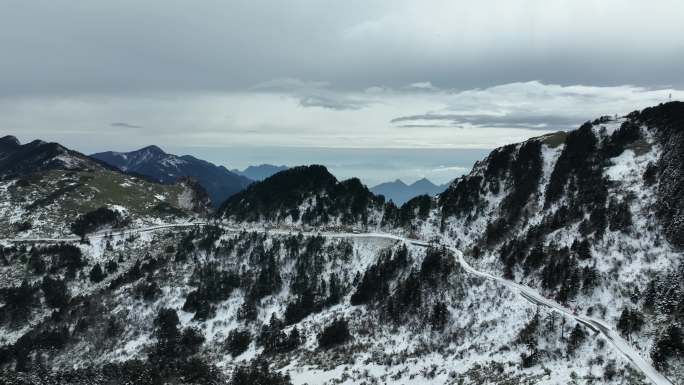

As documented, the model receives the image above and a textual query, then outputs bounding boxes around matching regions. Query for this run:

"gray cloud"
[111,122,143,129]
[391,113,584,130]
[1,1,683,99]
[394,124,453,129]
[253,77,371,110]
[298,95,368,110]
[2,81,682,153]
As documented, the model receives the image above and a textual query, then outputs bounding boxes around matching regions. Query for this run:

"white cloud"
[404,82,438,91]
[0,81,682,154]
[432,166,471,173]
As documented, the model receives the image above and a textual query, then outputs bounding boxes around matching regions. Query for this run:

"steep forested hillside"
[219,165,386,227]
[430,102,684,378]
[2,226,644,385]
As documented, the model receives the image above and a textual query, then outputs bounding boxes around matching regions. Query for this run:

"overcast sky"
[1,0,683,182]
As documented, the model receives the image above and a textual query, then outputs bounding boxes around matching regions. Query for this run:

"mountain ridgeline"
[218,165,385,226]
[91,146,252,208]
[438,102,684,248]
[371,177,447,205]
[0,136,112,179]
[0,137,209,237]
[217,164,439,228]
[432,102,684,375]
[233,164,289,181]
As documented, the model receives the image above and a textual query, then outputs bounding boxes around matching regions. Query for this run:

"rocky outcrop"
[177,176,212,215]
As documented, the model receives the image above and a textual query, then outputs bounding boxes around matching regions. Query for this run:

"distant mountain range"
[91,146,252,207]
[370,177,447,205]
[232,164,288,181]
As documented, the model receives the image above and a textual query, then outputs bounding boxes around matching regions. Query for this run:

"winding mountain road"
[1,223,673,385]
[450,247,673,385]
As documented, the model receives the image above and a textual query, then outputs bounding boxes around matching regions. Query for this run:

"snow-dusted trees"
[258,314,301,354]
[219,165,382,226]
[608,198,633,232]
[651,325,684,370]
[616,308,644,340]
[318,318,351,349]
[382,194,433,228]
[350,247,407,306]
[182,263,241,320]
[41,276,68,308]
[151,308,205,361]
[567,324,586,355]
[89,263,105,283]
[516,310,540,350]
[430,301,449,331]
[0,280,38,325]
[225,329,251,357]
[70,207,127,237]
[229,359,292,385]
[250,249,282,300]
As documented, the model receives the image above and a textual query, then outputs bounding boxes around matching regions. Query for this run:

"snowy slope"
[0,226,650,384]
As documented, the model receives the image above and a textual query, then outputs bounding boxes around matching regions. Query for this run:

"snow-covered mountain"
[92,146,252,207]
[422,102,684,382]
[371,177,447,205]
[2,102,684,385]
[0,137,209,238]
[0,135,104,178]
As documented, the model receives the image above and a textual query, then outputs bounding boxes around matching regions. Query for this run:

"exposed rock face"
[177,176,212,214]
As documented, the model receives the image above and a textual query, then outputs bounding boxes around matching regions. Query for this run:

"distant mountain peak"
[371,176,445,205]
[27,139,48,147]
[220,164,382,225]
[252,163,286,168]
[0,135,20,147]
[91,146,251,207]
[0,137,99,177]
[411,177,437,188]
[136,145,166,156]
[235,164,289,181]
